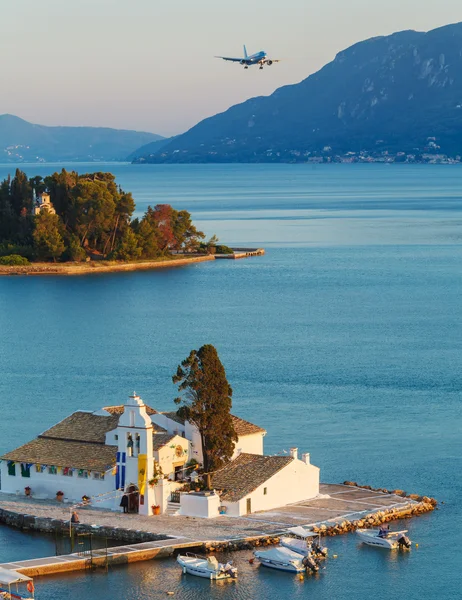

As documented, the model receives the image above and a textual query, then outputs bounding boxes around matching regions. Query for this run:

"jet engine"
[267,60,273,66]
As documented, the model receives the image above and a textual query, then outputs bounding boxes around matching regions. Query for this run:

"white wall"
[155,435,191,478]
[151,414,186,436]
[184,422,265,465]
[0,462,118,509]
[222,458,320,516]
[184,421,203,464]
[105,428,118,445]
[232,432,264,458]
[180,492,221,518]
[220,499,241,517]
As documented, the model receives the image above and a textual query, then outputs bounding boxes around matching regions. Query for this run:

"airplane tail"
[243,45,248,59]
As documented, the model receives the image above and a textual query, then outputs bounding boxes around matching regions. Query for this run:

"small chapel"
[0,393,320,518]
[32,191,56,216]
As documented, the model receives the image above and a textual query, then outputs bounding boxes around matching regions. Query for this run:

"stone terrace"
[0,484,414,542]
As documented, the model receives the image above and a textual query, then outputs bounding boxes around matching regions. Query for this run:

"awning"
[0,567,32,585]
[287,526,318,538]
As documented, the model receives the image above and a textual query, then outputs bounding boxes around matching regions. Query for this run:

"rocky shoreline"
[0,255,215,276]
[0,481,437,554]
[204,494,437,552]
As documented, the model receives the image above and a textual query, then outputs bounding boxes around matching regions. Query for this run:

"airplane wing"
[215,56,243,62]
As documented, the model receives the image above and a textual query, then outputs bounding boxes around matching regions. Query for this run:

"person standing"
[120,494,129,514]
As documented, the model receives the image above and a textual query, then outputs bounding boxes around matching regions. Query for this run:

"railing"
[170,491,181,503]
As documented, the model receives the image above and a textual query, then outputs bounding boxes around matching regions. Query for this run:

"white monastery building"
[0,393,320,518]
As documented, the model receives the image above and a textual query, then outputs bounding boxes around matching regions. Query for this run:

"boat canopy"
[256,546,302,562]
[287,526,318,539]
[207,556,219,569]
[0,567,32,585]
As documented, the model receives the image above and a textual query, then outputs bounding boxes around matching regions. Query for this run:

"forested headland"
[0,169,227,265]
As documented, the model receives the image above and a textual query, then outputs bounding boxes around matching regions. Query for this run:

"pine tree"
[32,212,65,262]
[113,226,141,260]
[173,345,237,482]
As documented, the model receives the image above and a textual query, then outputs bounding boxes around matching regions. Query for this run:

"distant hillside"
[142,22,462,163]
[128,137,176,162]
[0,115,163,162]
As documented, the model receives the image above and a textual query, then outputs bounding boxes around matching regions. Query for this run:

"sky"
[1,0,461,137]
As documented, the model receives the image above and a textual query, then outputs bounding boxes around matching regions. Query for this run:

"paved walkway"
[0,484,413,542]
[0,484,417,577]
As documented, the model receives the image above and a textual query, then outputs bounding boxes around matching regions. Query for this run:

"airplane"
[215,45,280,69]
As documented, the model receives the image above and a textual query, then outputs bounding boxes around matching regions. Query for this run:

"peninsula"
[0,169,263,275]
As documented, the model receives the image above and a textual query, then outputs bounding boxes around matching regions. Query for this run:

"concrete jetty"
[0,538,198,577]
[215,248,265,259]
[0,483,436,577]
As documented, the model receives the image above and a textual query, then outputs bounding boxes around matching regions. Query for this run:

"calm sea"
[0,164,460,599]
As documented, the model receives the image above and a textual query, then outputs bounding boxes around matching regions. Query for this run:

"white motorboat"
[177,553,237,580]
[254,546,308,573]
[280,526,328,558]
[0,567,35,599]
[356,528,412,550]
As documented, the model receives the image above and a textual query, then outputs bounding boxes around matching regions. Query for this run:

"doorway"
[246,498,252,514]
[174,465,184,481]
[127,484,139,513]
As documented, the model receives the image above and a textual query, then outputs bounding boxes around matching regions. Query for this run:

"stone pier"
[0,483,437,577]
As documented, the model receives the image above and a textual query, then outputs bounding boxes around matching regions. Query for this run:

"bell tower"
[116,392,155,515]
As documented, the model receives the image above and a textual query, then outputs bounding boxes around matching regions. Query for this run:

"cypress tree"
[173,344,237,482]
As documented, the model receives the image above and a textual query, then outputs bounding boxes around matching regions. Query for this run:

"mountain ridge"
[140,21,462,163]
[0,114,163,162]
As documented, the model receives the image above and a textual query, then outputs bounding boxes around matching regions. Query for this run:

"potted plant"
[152,504,161,515]
[24,486,31,497]
[56,491,64,502]
[148,478,158,487]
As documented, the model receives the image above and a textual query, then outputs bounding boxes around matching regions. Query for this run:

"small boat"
[356,528,412,550]
[254,546,308,573]
[280,526,328,558]
[0,567,35,599]
[177,553,237,580]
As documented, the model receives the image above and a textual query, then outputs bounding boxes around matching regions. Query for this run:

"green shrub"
[0,254,30,266]
[62,234,87,262]
[0,244,34,260]
[215,244,234,254]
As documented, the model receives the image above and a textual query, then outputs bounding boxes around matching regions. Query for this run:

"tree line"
[0,169,212,262]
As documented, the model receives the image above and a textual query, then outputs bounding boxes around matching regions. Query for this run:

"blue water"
[0,164,460,599]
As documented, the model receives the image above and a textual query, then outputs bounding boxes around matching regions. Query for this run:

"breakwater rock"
[204,536,281,554]
[306,482,438,538]
[343,481,438,507]
[0,507,169,544]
